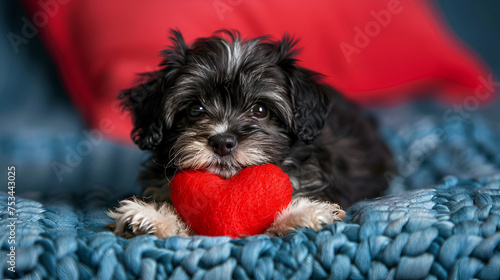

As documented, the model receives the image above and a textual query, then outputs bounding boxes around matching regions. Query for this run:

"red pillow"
[23,0,491,143]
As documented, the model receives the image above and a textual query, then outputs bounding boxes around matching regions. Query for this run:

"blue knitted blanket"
[2,115,500,279]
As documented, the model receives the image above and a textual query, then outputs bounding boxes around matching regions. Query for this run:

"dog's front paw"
[106,197,190,239]
[266,197,345,237]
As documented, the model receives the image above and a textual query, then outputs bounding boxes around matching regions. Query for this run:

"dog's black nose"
[209,134,237,156]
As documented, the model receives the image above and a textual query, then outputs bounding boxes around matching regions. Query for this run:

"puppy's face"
[166,44,294,178]
[120,30,332,178]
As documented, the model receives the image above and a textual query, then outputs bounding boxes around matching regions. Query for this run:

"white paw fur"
[107,197,190,238]
[266,197,345,237]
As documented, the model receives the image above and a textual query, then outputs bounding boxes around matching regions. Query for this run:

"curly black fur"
[119,30,393,208]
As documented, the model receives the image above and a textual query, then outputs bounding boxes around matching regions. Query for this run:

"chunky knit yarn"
[2,115,500,279]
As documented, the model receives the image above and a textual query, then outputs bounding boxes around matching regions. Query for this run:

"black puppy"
[107,30,393,238]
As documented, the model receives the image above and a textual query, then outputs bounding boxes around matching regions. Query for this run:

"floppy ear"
[118,77,166,150]
[118,30,187,150]
[275,35,333,144]
[288,67,333,144]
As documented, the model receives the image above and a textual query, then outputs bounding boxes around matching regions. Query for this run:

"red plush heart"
[170,164,293,238]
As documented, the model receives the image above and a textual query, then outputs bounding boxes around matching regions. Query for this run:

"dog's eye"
[188,104,205,118]
[250,103,269,119]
